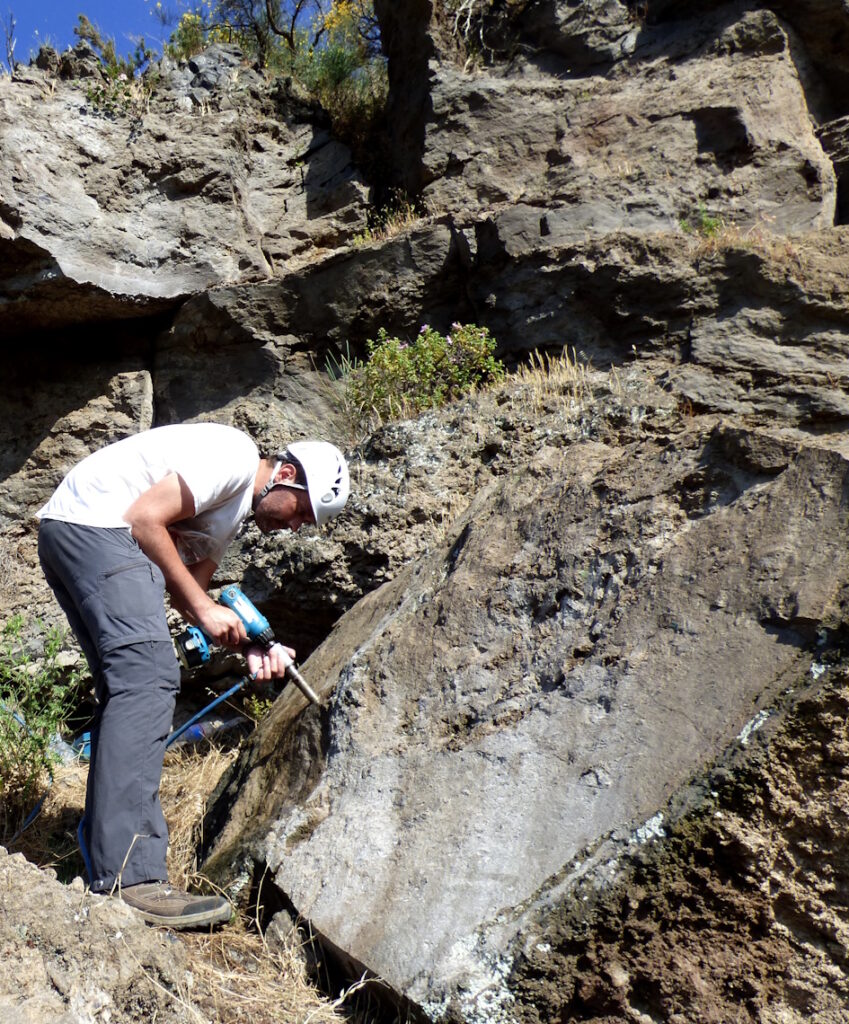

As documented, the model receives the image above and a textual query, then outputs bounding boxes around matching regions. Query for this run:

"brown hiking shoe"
[120,882,232,929]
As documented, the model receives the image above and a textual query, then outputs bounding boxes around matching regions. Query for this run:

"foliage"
[165,11,209,60]
[332,323,505,429]
[161,1,386,148]
[75,14,154,77]
[76,14,156,114]
[162,1,378,67]
[296,45,387,156]
[85,64,136,113]
[244,692,274,721]
[0,615,83,842]
[680,202,724,239]
[164,1,281,63]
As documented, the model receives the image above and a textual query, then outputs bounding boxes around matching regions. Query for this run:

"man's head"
[253,441,350,534]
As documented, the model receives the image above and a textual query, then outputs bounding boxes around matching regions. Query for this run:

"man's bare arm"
[123,473,245,647]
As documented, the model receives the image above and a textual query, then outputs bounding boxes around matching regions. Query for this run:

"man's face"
[253,485,316,534]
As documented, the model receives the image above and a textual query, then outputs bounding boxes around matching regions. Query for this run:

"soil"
[506,667,849,1023]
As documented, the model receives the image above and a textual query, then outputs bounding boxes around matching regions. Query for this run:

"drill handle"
[269,644,322,706]
[218,585,275,647]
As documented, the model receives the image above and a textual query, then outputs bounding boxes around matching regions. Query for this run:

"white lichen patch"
[421,932,519,1024]
[737,709,771,746]
[631,812,666,844]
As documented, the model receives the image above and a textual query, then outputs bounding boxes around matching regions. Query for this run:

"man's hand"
[197,603,247,649]
[246,642,297,681]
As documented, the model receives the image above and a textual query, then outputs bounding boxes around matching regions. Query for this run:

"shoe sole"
[127,903,233,929]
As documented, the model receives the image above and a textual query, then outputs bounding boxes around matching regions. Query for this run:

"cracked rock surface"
[4,1,849,1020]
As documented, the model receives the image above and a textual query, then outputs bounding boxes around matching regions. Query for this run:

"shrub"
[680,202,723,238]
[76,14,156,114]
[285,3,387,156]
[335,323,505,429]
[160,2,387,157]
[0,615,83,842]
[166,11,208,61]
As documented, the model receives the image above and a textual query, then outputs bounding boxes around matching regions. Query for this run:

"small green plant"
[332,323,505,430]
[244,692,273,722]
[76,14,155,114]
[85,63,134,113]
[680,202,724,238]
[0,615,84,842]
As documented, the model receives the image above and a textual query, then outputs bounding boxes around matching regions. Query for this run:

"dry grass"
[507,346,594,417]
[682,216,801,264]
[8,759,89,878]
[9,741,384,1024]
[181,921,374,1024]
[161,743,240,891]
[352,193,429,248]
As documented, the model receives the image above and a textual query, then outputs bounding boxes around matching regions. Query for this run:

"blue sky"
[8,1,173,62]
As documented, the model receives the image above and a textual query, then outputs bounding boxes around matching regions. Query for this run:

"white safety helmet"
[284,441,350,527]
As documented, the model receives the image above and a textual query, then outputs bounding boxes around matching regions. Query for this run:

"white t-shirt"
[37,423,260,566]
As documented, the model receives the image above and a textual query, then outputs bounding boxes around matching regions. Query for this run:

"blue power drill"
[175,585,321,705]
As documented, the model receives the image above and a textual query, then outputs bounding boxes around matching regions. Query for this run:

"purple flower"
[419,324,429,334]
[446,335,453,345]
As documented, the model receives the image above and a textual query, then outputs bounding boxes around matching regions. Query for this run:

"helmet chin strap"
[256,459,283,504]
[255,460,309,507]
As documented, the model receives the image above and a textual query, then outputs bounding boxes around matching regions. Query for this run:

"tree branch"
[3,11,15,73]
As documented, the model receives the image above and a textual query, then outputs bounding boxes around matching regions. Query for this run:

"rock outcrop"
[198,1,849,1019]
[202,366,849,1020]
[0,847,196,1023]
[0,43,367,332]
[377,1,846,230]
[3,0,849,1021]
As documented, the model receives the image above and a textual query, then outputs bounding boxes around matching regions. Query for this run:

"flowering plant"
[340,322,505,427]
[85,64,135,113]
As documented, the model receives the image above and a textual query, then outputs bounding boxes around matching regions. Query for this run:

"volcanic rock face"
[0,43,367,332]
[3,0,849,1021]
[378,1,843,232]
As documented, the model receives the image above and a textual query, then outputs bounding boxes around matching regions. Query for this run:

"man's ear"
[275,462,299,484]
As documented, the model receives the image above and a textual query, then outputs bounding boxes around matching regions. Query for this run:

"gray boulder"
[202,369,849,1018]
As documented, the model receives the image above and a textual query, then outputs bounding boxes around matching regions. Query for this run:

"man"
[37,422,349,929]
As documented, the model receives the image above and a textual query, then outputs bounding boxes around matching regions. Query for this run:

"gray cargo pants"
[38,519,180,893]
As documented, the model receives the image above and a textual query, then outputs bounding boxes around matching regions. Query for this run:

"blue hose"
[9,677,253,879]
[165,675,250,748]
